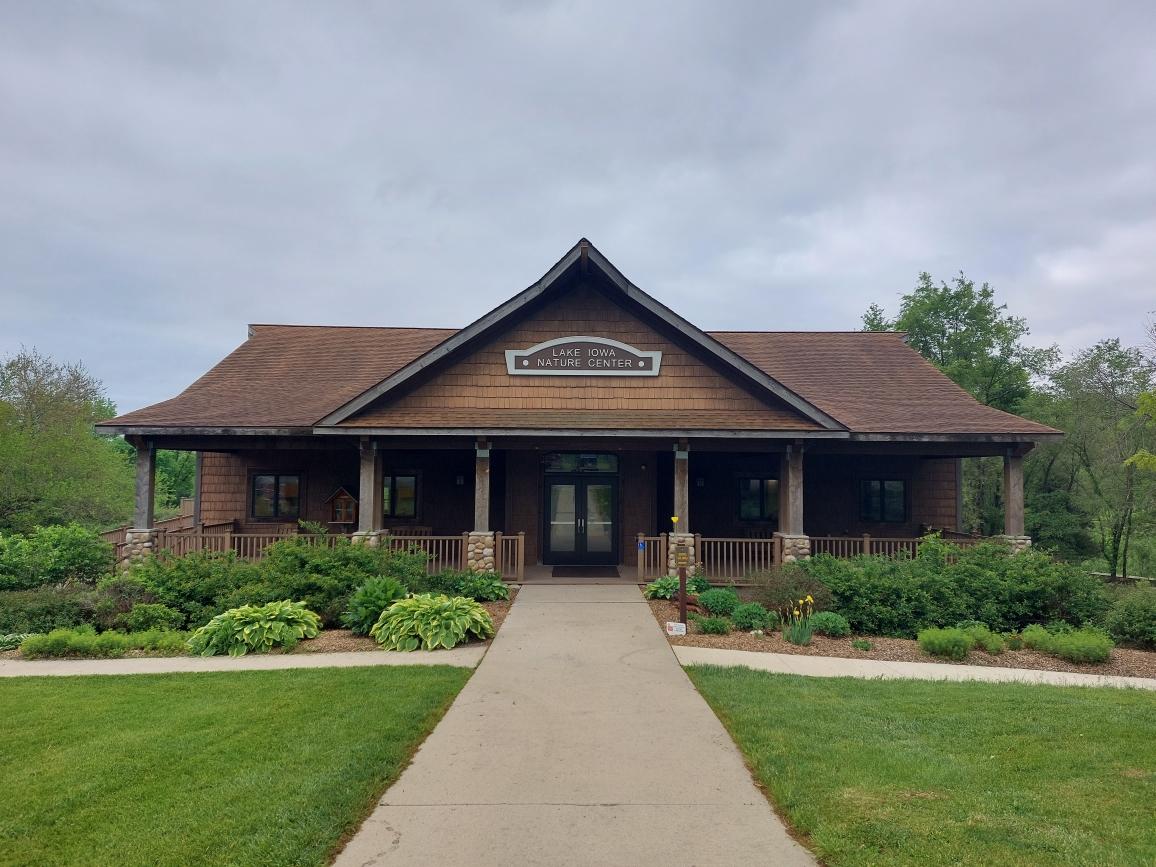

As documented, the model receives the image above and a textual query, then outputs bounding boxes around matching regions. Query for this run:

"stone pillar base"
[997,535,1032,554]
[118,528,160,571]
[667,532,698,576]
[774,532,811,563]
[351,530,384,548]
[467,532,495,572]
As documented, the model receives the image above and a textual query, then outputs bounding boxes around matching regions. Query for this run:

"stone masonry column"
[774,443,810,562]
[465,440,495,572]
[352,439,384,547]
[119,438,158,570]
[666,532,697,577]
[998,451,1031,554]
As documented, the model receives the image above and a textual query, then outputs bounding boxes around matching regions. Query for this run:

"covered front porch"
[118,433,1030,582]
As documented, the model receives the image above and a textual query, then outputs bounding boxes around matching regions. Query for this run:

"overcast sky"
[2,1,1154,414]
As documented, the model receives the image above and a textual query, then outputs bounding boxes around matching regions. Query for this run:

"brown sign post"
[674,544,690,624]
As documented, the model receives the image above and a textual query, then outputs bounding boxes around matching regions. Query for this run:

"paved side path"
[0,646,484,677]
[674,645,1156,690]
[335,584,814,866]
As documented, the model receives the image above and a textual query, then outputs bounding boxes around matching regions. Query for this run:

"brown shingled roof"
[104,324,1058,437]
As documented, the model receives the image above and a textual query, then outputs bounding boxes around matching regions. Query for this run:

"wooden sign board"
[674,545,690,568]
[666,621,687,636]
[505,336,662,377]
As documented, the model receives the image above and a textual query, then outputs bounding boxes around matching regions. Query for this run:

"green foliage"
[20,626,187,659]
[783,619,813,646]
[750,563,833,613]
[0,586,93,633]
[731,602,773,631]
[696,616,731,635]
[1104,588,1156,649]
[91,573,156,630]
[341,577,409,635]
[643,576,680,599]
[960,623,1005,654]
[0,524,113,590]
[0,633,32,651]
[1003,632,1024,650]
[0,348,135,533]
[851,638,873,651]
[687,575,712,594]
[1022,623,1114,663]
[697,587,739,616]
[122,602,184,632]
[918,627,974,660]
[187,600,321,657]
[370,594,494,651]
[801,538,1110,636]
[809,611,851,637]
[128,550,262,627]
[450,572,509,602]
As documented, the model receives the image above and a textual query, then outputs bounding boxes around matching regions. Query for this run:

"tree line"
[864,274,1155,577]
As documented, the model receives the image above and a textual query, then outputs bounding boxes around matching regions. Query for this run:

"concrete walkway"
[0,646,484,677]
[674,645,1156,690]
[334,584,814,866]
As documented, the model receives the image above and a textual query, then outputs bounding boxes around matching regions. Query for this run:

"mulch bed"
[648,599,1156,680]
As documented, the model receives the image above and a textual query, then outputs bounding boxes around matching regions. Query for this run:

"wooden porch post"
[1003,452,1025,536]
[474,439,491,532]
[778,444,805,535]
[357,440,383,533]
[673,439,689,529]
[133,438,156,529]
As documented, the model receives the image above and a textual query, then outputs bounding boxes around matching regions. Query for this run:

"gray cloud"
[2,0,1154,413]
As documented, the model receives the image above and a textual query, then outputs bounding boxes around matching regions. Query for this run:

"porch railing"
[496,532,526,581]
[811,534,985,559]
[696,535,778,581]
[635,534,668,581]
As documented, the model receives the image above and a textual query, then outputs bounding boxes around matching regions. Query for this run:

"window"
[383,474,418,518]
[860,479,907,523]
[251,473,300,520]
[738,478,779,521]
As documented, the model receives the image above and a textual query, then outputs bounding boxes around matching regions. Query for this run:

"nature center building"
[99,240,1060,580]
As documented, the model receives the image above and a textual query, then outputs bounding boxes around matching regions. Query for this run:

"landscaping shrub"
[809,611,851,637]
[187,600,321,657]
[370,594,494,651]
[451,572,509,602]
[341,577,409,635]
[696,616,731,635]
[917,627,974,660]
[0,525,114,590]
[697,588,739,617]
[1104,589,1156,649]
[0,633,32,651]
[687,575,712,594]
[1022,623,1113,664]
[129,551,262,627]
[19,627,188,659]
[731,602,773,631]
[0,586,93,633]
[750,563,833,613]
[123,603,185,632]
[643,576,680,600]
[91,573,156,630]
[960,623,1004,654]
[851,638,873,651]
[801,538,1111,637]
[1004,632,1024,650]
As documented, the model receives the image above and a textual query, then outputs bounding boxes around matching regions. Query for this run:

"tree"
[1050,340,1156,577]
[0,348,134,533]
[862,272,1057,412]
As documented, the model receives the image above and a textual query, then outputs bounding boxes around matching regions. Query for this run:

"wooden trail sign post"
[674,544,690,624]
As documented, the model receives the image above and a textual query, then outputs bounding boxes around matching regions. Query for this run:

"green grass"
[0,666,470,866]
[687,667,1156,867]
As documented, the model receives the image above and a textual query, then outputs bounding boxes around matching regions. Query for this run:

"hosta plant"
[0,633,33,652]
[370,594,494,651]
[643,576,680,600]
[187,600,321,657]
[687,575,712,595]
[341,577,409,635]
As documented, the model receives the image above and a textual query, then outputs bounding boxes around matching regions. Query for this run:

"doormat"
[551,565,621,578]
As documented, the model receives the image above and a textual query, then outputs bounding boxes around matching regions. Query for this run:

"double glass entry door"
[544,476,618,565]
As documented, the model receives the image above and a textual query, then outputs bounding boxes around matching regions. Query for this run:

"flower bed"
[647,599,1156,679]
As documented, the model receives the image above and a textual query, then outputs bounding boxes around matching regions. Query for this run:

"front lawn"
[688,666,1156,867]
[0,666,470,866]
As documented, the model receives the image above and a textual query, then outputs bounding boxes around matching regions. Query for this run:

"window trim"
[737,476,779,522]
[249,471,304,522]
[858,478,908,524]
[383,471,421,521]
